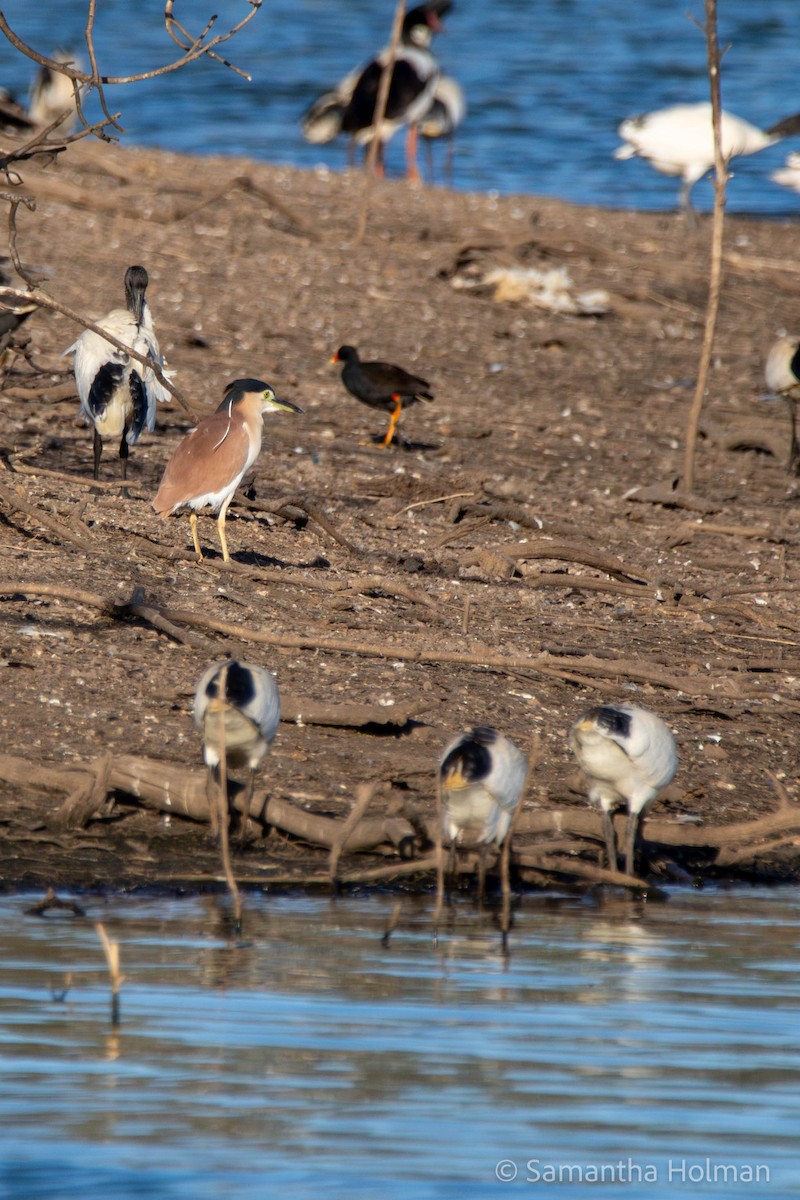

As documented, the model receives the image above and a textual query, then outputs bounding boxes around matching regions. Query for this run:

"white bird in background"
[28,50,79,134]
[66,264,169,484]
[420,74,466,184]
[439,726,528,890]
[193,659,281,829]
[765,334,800,474]
[614,101,800,210]
[770,150,800,195]
[570,703,678,878]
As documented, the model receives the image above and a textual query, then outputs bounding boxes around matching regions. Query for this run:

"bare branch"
[0,284,193,413]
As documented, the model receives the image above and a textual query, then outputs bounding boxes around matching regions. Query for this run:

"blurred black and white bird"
[764,334,800,474]
[0,262,37,360]
[420,74,465,183]
[28,50,80,135]
[771,151,800,196]
[193,659,281,828]
[439,727,527,888]
[302,0,452,179]
[614,102,800,211]
[65,264,169,484]
[570,703,678,878]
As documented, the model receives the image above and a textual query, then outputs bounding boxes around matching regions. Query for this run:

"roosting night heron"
[764,335,800,474]
[570,703,678,878]
[438,726,528,892]
[614,102,800,211]
[28,50,79,133]
[331,345,433,447]
[420,74,466,183]
[193,659,281,831]
[302,1,451,179]
[152,378,302,562]
[66,264,169,484]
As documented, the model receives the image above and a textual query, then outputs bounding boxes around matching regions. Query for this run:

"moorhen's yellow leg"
[382,396,402,447]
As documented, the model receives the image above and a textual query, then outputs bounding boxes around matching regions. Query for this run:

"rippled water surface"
[1,889,799,1198]
[2,0,800,212]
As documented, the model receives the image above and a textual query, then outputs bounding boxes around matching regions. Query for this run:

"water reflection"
[0,889,799,1198]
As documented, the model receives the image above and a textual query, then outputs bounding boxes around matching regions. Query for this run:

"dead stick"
[353,0,405,245]
[329,781,378,885]
[433,773,445,937]
[681,0,727,495]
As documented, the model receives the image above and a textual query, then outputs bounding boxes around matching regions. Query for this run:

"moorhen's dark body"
[331,344,434,446]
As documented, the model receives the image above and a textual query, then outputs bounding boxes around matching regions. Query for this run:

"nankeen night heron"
[420,74,466,182]
[66,264,169,484]
[331,344,433,447]
[193,659,281,828]
[439,726,528,891]
[152,378,302,563]
[29,50,79,134]
[570,703,678,878]
[765,335,800,474]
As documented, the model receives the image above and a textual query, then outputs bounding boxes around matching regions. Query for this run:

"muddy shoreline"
[1,138,799,894]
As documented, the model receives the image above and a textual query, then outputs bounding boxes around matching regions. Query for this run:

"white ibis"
[771,151,800,195]
[614,102,800,210]
[570,703,678,878]
[66,264,169,484]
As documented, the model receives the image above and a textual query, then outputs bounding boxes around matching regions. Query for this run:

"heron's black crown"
[204,660,257,710]
[222,378,272,404]
[590,706,633,740]
[441,726,498,783]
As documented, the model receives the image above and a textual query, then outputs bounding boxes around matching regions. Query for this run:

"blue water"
[0,889,799,1199]
[2,0,800,213]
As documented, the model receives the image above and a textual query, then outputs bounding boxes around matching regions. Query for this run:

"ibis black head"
[124,265,149,324]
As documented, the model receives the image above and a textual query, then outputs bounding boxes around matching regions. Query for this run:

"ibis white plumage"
[66,264,169,484]
[614,102,800,210]
[193,659,281,825]
[570,703,678,878]
[765,335,800,474]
